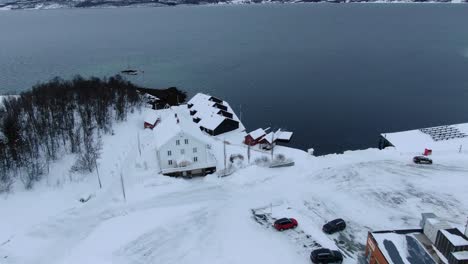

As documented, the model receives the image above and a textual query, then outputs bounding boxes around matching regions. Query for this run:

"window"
[181,149,185,155]
[184,139,189,144]
[176,140,180,145]
[193,157,198,162]
[168,160,173,165]
[193,147,197,153]
[167,150,172,156]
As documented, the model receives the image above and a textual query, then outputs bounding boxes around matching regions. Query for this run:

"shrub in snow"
[229,154,244,163]
[0,172,12,193]
[254,156,270,167]
[274,154,286,162]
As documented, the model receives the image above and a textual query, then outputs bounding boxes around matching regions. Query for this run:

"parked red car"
[273,218,298,231]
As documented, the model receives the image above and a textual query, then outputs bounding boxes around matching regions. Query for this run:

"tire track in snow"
[8,182,227,264]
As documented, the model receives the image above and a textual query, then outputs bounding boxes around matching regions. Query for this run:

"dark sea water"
[1,4,468,155]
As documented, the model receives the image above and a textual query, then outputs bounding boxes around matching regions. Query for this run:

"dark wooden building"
[187,93,243,136]
[435,229,468,264]
[200,117,239,136]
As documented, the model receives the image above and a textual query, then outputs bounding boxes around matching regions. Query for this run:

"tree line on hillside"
[0,75,142,192]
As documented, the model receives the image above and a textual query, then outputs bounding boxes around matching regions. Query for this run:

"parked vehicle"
[413,156,433,164]
[273,218,298,231]
[322,218,346,234]
[310,248,343,264]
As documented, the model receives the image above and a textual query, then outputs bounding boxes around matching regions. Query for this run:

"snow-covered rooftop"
[440,229,468,247]
[426,217,451,229]
[248,128,266,140]
[372,232,436,264]
[275,130,293,142]
[188,93,245,132]
[262,132,275,144]
[143,110,160,124]
[452,251,468,261]
[187,93,211,105]
[198,113,226,130]
[192,103,219,119]
[150,106,211,149]
[381,123,468,153]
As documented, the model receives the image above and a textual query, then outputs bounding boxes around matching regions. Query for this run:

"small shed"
[144,111,161,129]
[244,128,266,146]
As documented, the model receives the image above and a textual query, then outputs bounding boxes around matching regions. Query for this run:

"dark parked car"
[273,218,298,231]
[322,218,346,234]
[310,248,343,264]
[413,156,433,164]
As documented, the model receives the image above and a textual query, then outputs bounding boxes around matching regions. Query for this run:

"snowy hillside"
[1,107,467,264]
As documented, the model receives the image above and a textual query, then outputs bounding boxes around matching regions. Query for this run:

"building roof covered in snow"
[440,229,468,247]
[371,230,436,264]
[452,251,468,261]
[259,129,293,144]
[151,106,211,149]
[275,130,293,142]
[198,113,226,130]
[381,123,468,152]
[262,132,275,144]
[248,128,266,140]
[187,93,244,133]
[187,93,211,106]
[144,110,160,124]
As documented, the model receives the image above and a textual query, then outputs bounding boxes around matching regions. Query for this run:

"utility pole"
[120,172,127,202]
[271,131,274,161]
[464,217,468,237]
[224,140,227,171]
[94,159,102,189]
[247,144,251,165]
[137,131,141,157]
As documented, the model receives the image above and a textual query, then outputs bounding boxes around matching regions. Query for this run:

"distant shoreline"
[0,0,465,11]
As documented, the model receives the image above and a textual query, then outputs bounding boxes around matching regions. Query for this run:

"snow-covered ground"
[1,106,467,264]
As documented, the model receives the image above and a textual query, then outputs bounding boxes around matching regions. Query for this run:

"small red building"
[244,128,266,146]
[144,111,160,129]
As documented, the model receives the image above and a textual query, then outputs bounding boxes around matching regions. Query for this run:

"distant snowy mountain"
[0,0,466,10]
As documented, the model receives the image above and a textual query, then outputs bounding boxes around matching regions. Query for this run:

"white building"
[153,107,217,177]
[380,123,468,153]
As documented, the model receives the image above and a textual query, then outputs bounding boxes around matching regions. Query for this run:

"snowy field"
[1,108,468,264]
